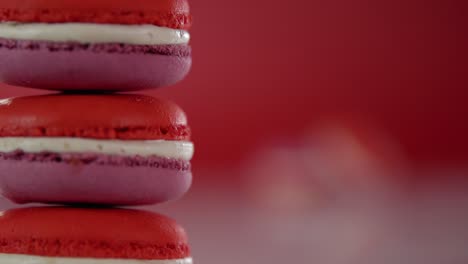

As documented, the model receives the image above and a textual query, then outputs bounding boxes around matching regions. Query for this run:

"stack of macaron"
[0,1,194,263]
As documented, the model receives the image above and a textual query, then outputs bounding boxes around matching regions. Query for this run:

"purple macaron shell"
[0,39,192,91]
[0,151,192,206]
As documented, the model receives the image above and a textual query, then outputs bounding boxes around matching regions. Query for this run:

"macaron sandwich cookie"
[0,207,192,264]
[0,0,197,260]
[0,0,192,91]
[0,94,194,205]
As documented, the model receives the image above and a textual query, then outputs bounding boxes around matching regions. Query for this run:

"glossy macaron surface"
[0,95,193,206]
[0,0,192,29]
[0,207,190,259]
[0,95,190,140]
[0,0,192,91]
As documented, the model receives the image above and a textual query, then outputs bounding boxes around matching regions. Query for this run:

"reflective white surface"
[0,137,194,160]
[0,254,192,264]
[0,22,190,45]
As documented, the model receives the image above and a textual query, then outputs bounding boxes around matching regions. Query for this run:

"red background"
[1,0,467,169]
[0,2,468,263]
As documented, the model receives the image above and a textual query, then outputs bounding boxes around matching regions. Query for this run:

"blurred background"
[1,0,468,263]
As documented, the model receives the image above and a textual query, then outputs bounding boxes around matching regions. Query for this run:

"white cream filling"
[0,254,192,264]
[0,22,190,45]
[0,137,194,161]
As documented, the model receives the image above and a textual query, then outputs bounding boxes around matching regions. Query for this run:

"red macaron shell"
[0,207,190,259]
[0,95,191,140]
[0,0,191,29]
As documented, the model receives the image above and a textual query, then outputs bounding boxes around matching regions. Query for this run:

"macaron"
[0,94,194,205]
[0,0,192,91]
[0,207,192,263]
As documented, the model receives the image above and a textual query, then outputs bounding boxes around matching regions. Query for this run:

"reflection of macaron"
[0,94,194,205]
[0,207,192,264]
[0,0,192,91]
